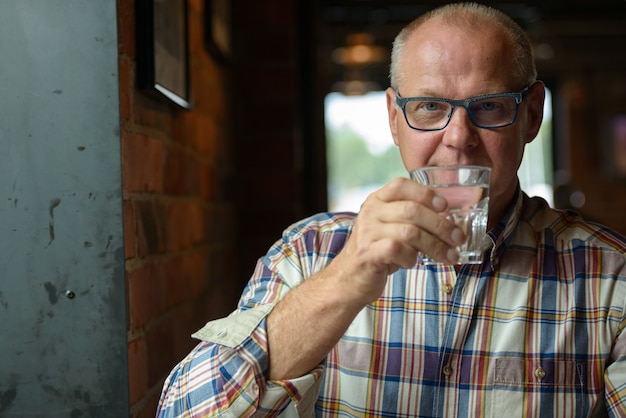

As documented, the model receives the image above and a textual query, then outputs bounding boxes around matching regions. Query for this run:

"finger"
[378,218,462,265]
[356,178,465,266]
[371,199,465,249]
[350,212,460,268]
[373,178,447,212]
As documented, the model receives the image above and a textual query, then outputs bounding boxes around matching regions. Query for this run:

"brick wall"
[118,0,244,416]
[117,0,311,416]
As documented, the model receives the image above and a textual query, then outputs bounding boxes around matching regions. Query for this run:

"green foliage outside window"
[326,126,407,210]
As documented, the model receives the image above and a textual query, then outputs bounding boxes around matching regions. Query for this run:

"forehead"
[398,17,516,95]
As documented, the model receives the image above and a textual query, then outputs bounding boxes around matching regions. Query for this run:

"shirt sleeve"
[156,213,352,417]
[156,304,325,418]
[604,290,626,417]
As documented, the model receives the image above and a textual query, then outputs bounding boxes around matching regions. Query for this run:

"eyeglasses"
[395,88,530,131]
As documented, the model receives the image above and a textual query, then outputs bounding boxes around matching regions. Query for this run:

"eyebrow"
[398,90,510,100]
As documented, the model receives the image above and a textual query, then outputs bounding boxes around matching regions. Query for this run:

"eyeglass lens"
[403,96,519,130]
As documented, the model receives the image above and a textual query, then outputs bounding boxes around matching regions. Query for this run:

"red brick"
[145,314,188,387]
[164,202,207,251]
[163,149,203,196]
[161,257,193,310]
[186,252,212,296]
[127,265,163,331]
[130,388,161,418]
[127,337,149,405]
[123,199,137,260]
[133,92,176,133]
[118,57,133,123]
[135,200,166,257]
[187,113,220,158]
[116,0,136,59]
[122,132,165,192]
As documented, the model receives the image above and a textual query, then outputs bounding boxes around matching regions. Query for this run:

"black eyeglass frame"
[395,87,531,131]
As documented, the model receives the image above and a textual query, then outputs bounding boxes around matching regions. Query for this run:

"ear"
[524,81,546,144]
[386,87,401,146]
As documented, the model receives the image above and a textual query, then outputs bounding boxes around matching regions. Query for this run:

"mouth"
[431,162,490,169]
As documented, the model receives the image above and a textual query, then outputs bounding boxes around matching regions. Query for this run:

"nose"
[441,105,480,149]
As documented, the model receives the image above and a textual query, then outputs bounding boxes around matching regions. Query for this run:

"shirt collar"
[485,184,525,270]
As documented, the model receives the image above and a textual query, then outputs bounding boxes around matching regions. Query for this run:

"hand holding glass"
[410,166,491,265]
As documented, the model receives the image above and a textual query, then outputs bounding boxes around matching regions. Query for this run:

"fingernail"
[451,228,465,245]
[432,195,446,211]
[447,249,459,263]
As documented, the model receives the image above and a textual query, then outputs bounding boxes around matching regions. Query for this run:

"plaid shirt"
[157,190,626,417]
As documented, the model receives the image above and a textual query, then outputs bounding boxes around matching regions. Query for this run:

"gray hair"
[389,2,537,89]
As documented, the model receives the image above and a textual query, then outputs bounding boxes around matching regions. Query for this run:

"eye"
[477,101,501,111]
[405,101,447,115]
[421,101,445,112]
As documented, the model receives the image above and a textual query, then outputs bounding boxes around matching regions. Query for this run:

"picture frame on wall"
[136,0,192,109]
[205,0,231,65]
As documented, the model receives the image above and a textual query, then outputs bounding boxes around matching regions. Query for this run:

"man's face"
[386,18,544,223]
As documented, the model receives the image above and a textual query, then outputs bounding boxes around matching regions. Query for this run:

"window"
[325,89,554,212]
[518,88,553,205]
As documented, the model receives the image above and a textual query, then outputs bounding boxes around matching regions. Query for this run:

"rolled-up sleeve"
[157,213,353,417]
[156,305,324,418]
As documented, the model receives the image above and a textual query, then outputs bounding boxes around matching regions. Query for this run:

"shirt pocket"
[490,357,593,418]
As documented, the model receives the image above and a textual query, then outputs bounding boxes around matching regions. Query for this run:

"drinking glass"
[409,165,491,265]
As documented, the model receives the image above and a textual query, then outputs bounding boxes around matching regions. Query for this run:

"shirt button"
[216,329,228,337]
[442,283,453,294]
[534,367,546,380]
[442,365,453,376]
